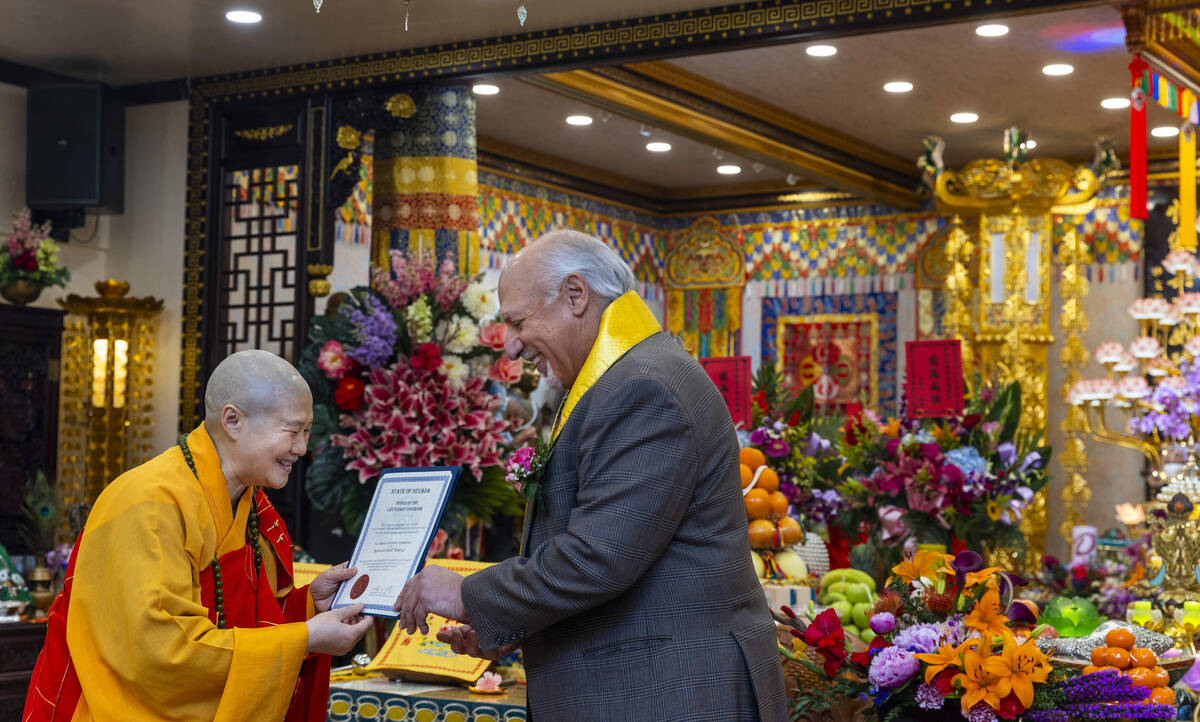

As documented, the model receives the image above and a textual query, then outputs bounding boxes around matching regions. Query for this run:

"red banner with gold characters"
[700,356,752,427]
[905,339,963,418]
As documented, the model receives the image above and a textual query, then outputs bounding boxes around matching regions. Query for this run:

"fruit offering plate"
[1050,653,1196,672]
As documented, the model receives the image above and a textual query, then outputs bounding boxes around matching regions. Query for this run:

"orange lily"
[915,640,973,684]
[890,549,954,586]
[881,417,902,438]
[964,587,1011,638]
[954,645,1005,714]
[982,633,1052,708]
[964,566,1004,589]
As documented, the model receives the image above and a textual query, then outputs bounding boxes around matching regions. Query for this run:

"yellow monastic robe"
[64,426,310,721]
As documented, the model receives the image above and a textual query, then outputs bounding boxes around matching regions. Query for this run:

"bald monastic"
[25,350,370,722]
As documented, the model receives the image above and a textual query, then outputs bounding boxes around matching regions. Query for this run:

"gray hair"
[536,229,635,305]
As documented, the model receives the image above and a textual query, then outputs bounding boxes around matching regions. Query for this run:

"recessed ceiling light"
[883,81,914,93]
[716,164,742,175]
[645,142,671,152]
[225,9,262,23]
[950,112,979,124]
[1101,97,1131,109]
[976,24,1009,37]
[1023,139,1038,149]
[472,84,499,95]
[565,115,593,126]
[1152,125,1181,138]
[1042,63,1074,76]
[806,45,837,57]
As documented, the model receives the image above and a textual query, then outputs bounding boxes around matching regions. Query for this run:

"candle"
[1128,600,1154,627]
[1183,601,1200,628]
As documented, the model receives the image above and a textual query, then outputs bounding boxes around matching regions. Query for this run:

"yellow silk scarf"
[552,291,662,440]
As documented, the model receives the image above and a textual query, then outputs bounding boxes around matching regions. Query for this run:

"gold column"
[1057,227,1091,542]
[934,157,1105,572]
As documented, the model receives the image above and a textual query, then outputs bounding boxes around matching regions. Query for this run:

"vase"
[29,564,54,616]
[0,278,45,306]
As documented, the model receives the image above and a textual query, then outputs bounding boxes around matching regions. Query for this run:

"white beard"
[542,360,562,390]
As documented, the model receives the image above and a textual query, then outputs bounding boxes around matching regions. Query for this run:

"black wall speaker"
[26,83,125,214]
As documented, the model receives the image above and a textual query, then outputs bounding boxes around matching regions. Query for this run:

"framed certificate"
[331,466,461,618]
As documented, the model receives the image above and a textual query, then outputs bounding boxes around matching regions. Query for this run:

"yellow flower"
[982,632,1052,708]
[890,549,954,586]
[986,500,1002,521]
[954,645,1004,714]
[915,640,973,684]
[964,587,1011,638]
[881,417,901,439]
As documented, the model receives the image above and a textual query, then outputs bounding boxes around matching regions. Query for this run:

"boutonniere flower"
[506,436,553,511]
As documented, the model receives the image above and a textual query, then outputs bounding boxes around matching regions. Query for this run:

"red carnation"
[802,609,847,677]
[334,376,365,411]
[997,692,1025,720]
[411,343,442,372]
[962,413,982,430]
[934,668,957,697]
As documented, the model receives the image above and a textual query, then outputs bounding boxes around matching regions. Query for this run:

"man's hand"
[310,561,357,613]
[392,565,466,635]
[305,603,372,655]
[437,624,518,660]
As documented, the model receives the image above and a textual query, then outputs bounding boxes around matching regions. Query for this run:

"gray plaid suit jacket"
[462,332,787,721]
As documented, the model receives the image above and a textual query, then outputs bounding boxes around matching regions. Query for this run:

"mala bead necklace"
[177,435,261,629]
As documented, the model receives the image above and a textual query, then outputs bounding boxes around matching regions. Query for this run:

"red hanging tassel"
[1130,54,1149,220]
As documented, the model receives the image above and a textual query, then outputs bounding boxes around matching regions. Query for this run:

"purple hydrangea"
[891,623,943,654]
[914,683,944,710]
[343,294,397,368]
[867,646,919,688]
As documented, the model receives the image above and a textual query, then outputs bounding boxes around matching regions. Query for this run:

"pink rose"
[487,355,523,384]
[480,322,506,350]
[475,671,502,692]
[317,340,352,379]
[878,505,909,543]
[446,546,464,560]
[427,528,448,558]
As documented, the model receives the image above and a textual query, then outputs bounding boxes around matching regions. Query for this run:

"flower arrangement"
[300,252,522,537]
[830,382,1050,564]
[777,548,1071,721]
[0,209,69,288]
[1034,555,1139,623]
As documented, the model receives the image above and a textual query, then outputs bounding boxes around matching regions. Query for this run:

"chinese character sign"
[905,340,963,418]
[700,356,752,427]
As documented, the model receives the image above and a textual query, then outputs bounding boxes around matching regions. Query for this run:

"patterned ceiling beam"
[187,0,1101,101]
[1124,0,1200,93]
[532,68,923,208]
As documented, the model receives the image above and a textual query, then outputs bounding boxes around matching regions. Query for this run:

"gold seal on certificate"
[331,466,460,618]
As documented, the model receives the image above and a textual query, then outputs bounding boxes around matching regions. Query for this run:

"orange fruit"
[748,518,777,549]
[1108,648,1131,670]
[1150,687,1176,705]
[1127,667,1155,688]
[777,517,803,545]
[1082,665,1100,675]
[1106,628,1136,650]
[755,467,780,494]
[768,491,790,520]
[739,447,766,471]
[1130,648,1157,668]
[1148,666,1170,688]
[1091,647,1108,667]
[739,464,753,488]
[744,489,771,520]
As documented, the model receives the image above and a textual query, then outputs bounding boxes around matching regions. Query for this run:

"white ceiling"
[475,79,787,190]
[670,5,1181,168]
[0,0,726,85]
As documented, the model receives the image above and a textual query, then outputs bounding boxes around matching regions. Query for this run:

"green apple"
[830,600,852,622]
[859,629,877,644]
[825,581,848,597]
[852,602,870,630]
[844,583,873,605]
[819,592,848,606]
[751,551,765,578]
[844,624,860,639]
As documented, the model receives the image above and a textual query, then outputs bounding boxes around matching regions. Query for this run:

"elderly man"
[395,231,786,720]
[25,350,371,722]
